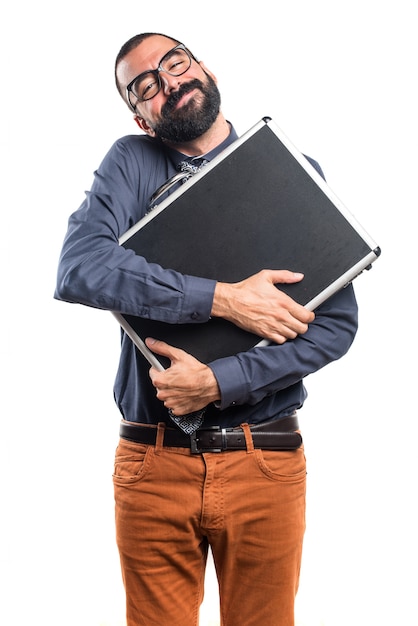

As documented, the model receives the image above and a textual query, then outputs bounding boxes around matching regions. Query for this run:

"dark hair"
[114,32,181,98]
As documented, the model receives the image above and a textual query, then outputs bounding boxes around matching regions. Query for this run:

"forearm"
[55,230,215,323]
[209,284,358,409]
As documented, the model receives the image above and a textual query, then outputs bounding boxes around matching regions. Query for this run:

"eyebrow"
[139,42,184,75]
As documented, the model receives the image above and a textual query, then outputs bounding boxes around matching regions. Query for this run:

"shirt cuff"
[208,356,249,410]
[180,275,216,323]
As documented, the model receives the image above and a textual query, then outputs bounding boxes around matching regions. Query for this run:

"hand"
[211,269,315,344]
[145,338,221,415]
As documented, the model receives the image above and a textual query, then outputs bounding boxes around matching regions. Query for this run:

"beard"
[151,73,221,143]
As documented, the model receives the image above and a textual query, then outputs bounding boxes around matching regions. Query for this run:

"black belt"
[119,413,302,454]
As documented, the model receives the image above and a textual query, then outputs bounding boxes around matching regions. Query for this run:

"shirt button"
[191,312,199,320]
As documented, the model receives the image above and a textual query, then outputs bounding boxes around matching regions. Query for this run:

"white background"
[2,1,417,624]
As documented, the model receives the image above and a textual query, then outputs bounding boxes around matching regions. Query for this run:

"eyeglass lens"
[131,47,191,102]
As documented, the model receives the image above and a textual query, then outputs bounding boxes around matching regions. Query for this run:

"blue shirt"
[55,124,358,427]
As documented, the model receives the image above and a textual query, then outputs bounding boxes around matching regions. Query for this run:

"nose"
[160,73,182,95]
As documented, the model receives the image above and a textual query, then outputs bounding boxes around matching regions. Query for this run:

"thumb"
[145,337,180,362]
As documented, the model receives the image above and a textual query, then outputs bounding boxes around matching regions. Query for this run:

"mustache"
[162,79,205,114]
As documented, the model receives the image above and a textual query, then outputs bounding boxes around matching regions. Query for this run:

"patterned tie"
[168,407,206,435]
[176,156,209,183]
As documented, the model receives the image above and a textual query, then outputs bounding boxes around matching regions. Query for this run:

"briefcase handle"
[148,171,194,211]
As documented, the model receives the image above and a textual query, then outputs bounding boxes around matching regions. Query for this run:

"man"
[55,32,358,626]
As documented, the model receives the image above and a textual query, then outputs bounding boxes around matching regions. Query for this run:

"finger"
[267,270,305,284]
[286,305,315,324]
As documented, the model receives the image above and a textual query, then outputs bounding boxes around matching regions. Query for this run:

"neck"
[162,114,230,156]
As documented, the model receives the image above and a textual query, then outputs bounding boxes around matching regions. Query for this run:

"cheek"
[137,98,164,123]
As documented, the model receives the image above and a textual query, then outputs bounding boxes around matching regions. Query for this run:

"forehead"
[117,35,179,88]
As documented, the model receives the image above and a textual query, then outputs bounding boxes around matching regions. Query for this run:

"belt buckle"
[190,426,224,454]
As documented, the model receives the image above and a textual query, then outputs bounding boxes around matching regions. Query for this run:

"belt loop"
[241,423,255,454]
[155,422,166,454]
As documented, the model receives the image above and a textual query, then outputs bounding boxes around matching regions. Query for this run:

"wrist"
[211,282,230,318]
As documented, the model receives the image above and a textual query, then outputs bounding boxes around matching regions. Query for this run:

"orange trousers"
[113,423,306,626]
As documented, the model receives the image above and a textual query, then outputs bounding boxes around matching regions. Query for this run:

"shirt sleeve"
[208,282,358,409]
[54,136,215,324]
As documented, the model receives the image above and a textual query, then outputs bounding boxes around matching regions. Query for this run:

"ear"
[134,115,157,137]
[199,61,218,84]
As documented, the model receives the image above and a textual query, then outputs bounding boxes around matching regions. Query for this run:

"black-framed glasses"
[126,43,196,111]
